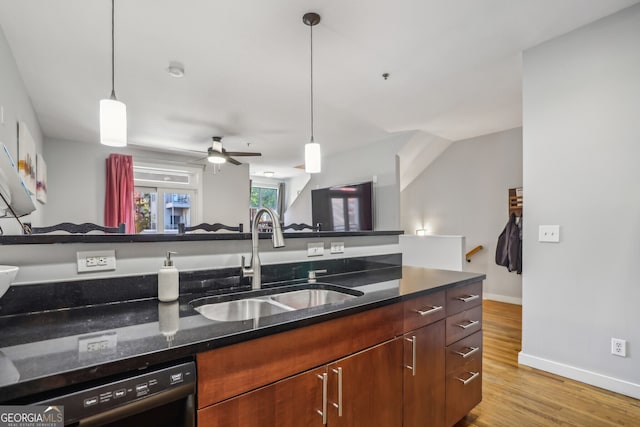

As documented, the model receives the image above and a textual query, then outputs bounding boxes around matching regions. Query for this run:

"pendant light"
[100,0,127,147]
[303,13,321,174]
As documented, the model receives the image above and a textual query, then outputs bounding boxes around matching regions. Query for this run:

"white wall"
[399,235,465,271]
[286,132,410,230]
[401,128,523,303]
[520,4,640,398]
[44,138,251,231]
[1,234,400,285]
[0,25,45,232]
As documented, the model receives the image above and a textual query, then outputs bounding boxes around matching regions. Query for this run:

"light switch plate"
[77,250,116,272]
[307,242,324,257]
[538,225,560,243]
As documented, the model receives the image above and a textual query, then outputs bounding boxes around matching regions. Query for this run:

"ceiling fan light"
[99,98,127,147]
[208,153,226,164]
[305,142,321,174]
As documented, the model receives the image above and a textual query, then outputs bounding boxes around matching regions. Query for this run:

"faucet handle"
[308,269,328,283]
[240,255,253,280]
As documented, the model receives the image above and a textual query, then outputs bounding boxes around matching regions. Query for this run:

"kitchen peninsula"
[0,246,484,426]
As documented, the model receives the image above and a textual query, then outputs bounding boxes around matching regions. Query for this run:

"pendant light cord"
[310,22,314,143]
[110,0,116,99]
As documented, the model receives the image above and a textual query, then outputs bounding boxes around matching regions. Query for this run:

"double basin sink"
[190,283,364,322]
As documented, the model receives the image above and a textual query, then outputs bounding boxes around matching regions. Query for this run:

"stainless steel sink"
[269,289,359,310]
[193,298,294,322]
[190,283,364,322]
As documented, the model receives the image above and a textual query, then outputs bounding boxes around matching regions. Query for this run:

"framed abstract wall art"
[36,153,47,204]
[17,121,36,195]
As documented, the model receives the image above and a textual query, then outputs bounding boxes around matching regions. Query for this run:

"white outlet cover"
[77,250,116,273]
[330,242,345,254]
[307,242,324,257]
[611,338,626,357]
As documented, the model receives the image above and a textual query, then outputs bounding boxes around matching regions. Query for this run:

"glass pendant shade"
[305,142,321,173]
[207,155,226,164]
[100,98,127,147]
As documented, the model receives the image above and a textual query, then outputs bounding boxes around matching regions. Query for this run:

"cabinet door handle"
[456,371,480,385]
[456,294,480,303]
[455,319,480,329]
[416,305,443,316]
[316,373,328,425]
[405,336,416,376]
[331,367,343,417]
[453,346,480,359]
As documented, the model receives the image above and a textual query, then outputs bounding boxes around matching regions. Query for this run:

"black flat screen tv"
[311,181,373,231]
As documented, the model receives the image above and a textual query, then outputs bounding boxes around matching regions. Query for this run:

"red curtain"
[104,154,134,233]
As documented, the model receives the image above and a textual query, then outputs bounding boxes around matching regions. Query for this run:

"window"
[250,183,281,229]
[133,162,202,233]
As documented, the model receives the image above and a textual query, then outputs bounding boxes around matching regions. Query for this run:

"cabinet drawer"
[446,281,482,316]
[445,305,482,346]
[445,357,482,426]
[403,291,445,332]
[446,331,482,375]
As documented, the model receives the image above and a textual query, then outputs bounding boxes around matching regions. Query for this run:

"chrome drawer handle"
[456,371,480,385]
[332,367,343,417]
[416,305,443,316]
[456,294,480,303]
[455,319,480,329]
[316,373,328,425]
[454,346,480,359]
[405,336,416,376]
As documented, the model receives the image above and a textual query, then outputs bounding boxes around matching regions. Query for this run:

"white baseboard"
[483,292,522,305]
[518,352,640,399]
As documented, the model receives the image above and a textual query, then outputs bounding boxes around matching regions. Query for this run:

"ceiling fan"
[200,136,261,165]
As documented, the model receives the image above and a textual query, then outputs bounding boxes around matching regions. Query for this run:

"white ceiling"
[0,0,637,178]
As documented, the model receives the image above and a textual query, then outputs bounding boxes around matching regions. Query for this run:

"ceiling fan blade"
[294,164,305,169]
[227,157,242,165]
[224,151,262,157]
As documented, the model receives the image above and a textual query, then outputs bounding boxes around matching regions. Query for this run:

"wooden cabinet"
[402,290,446,427]
[197,303,401,408]
[198,367,326,427]
[196,304,402,426]
[196,280,484,427]
[444,281,483,426]
[327,339,403,427]
[198,340,402,427]
[403,320,445,427]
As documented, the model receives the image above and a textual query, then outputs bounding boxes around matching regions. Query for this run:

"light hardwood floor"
[454,300,640,426]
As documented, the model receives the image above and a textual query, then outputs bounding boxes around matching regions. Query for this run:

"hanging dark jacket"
[496,213,522,273]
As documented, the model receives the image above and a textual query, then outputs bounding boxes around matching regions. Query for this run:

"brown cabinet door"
[327,339,403,427]
[197,366,326,427]
[403,320,445,427]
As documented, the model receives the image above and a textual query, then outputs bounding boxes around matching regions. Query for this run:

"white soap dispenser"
[158,251,179,302]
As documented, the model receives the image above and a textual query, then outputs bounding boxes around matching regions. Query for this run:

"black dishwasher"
[34,361,196,426]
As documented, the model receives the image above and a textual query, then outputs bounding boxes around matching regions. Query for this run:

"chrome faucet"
[241,207,285,289]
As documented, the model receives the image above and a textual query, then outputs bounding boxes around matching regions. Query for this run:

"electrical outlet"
[78,332,117,354]
[77,250,117,273]
[330,242,345,254]
[611,338,627,357]
[307,242,324,257]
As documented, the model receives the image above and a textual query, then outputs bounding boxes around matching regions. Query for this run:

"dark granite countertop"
[0,265,484,403]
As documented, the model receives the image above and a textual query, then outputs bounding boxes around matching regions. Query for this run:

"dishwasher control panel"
[36,361,195,425]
